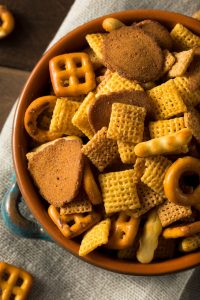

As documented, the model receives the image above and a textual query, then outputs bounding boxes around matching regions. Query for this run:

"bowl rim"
[12,9,200,275]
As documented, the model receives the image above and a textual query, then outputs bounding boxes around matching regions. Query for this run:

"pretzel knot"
[48,205,101,238]
[163,220,200,239]
[49,52,96,97]
[0,5,14,39]
[24,95,62,143]
[107,212,140,250]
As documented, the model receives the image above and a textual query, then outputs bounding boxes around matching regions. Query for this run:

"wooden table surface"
[0,0,74,131]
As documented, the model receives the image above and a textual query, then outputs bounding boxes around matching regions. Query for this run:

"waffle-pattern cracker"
[0,262,33,300]
[170,23,200,50]
[148,79,187,120]
[107,103,146,143]
[49,98,83,136]
[179,233,200,252]
[149,117,185,138]
[49,52,96,97]
[132,183,164,217]
[157,200,192,227]
[84,47,103,70]
[85,33,107,60]
[82,127,118,172]
[161,49,176,75]
[141,156,172,196]
[133,157,146,182]
[168,49,195,78]
[72,92,95,139]
[79,219,111,256]
[96,71,144,97]
[99,169,140,214]
[60,191,92,215]
[117,141,136,164]
[173,76,200,107]
[184,108,200,144]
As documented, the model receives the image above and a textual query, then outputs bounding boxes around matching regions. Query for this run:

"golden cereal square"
[148,80,187,120]
[107,103,146,143]
[141,156,172,196]
[85,33,107,60]
[49,98,83,136]
[117,141,136,164]
[170,23,200,50]
[60,191,92,215]
[184,108,200,144]
[168,49,195,78]
[149,117,186,138]
[72,92,95,139]
[173,76,200,107]
[81,127,118,172]
[79,219,111,256]
[162,49,176,75]
[99,169,141,214]
[158,200,192,227]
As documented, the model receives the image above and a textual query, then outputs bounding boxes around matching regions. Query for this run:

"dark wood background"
[0,0,74,130]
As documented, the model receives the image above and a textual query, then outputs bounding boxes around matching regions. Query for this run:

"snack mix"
[24,17,200,263]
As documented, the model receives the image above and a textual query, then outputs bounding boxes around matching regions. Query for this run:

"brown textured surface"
[103,26,163,82]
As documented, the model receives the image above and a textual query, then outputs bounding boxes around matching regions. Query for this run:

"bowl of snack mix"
[12,9,200,275]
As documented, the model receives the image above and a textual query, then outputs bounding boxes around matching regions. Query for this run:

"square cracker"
[99,169,140,214]
[148,79,187,120]
[81,127,118,172]
[85,33,107,60]
[170,23,200,50]
[117,141,136,164]
[149,117,185,138]
[184,108,200,144]
[161,49,176,75]
[107,103,146,143]
[79,219,111,256]
[168,49,195,78]
[60,190,92,215]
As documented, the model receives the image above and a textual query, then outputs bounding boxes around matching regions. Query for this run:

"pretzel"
[107,212,140,250]
[102,17,125,32]
[24,95,62,143]
[0,262,33,300]
[49,52,96,97]
[136,209,162,263]
[163,157,200,207]
[0,5,14,39]
[48,205,101,238]
[134,128,192,157]
[163,220,200,239]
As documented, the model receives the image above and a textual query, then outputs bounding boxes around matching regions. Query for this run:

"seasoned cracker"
[149,117,186,138]
[132,183,164,217]
[184,108,200,143]
[158,200,192,227]
[79,219,111,256]
[49,98,83,136]
[82,127,118,172]
[133,157,146,181]
[72,92,95,139]
[168,49,195,77]
[179,233,200,252]
[141,156,172,196]
[107,103,146,143]
[99,169,140,214]
[60,190,92,215]
[148,80,187,120]
[85,33,107,60]
[117,141,136,164]
[162,49,176,75]
[170,23,200,50]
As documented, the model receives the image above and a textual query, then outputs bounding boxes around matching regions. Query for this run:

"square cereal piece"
[170,23,200,50]
[149,117,185,138]
[173,76,200,107]
[96,71,143,97]
[107,103,146,143]
[72,92,95,139]
[117,141,136,164]
[85,33,107,60]
[81,127,118,172]
[60,190,92,215]
[99,169,140,214]
[133,157,146,182]
[141,156,172,196]
[132,183,164,217]
[147,80,187,120]
[84,47,104,70]
[168,49,195,78]
[158,200,192,227]
[184,108,200,143]
[79,219,111,256]
[161,49,176,75]
[49,98,83,136]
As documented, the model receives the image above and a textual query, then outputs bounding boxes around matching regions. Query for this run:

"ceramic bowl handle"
[1,181,52,241]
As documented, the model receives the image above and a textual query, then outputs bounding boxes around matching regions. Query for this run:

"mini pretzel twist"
[0,5,14,39]
[107,212,140,250]
[24,95,62,143]
[163,156,200,207]
[134,128,192,157]
[102,17,125,32]
[48,205,101,238]
[163,220,200,239]
[49,52,96,97]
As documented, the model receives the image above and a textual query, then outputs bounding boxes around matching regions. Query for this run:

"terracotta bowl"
[13,9,200,275]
